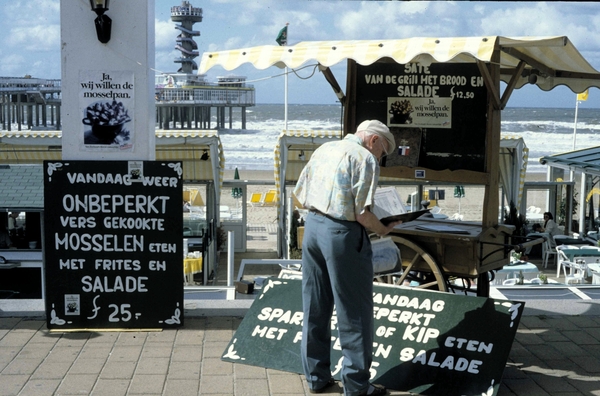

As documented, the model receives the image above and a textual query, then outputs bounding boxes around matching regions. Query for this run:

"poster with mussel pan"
[80,70,134,151]
[43,160,184,330]
[355,62,488,172]
[222,279,524,396]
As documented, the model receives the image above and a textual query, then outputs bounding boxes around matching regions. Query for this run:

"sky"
[1,0,600,108]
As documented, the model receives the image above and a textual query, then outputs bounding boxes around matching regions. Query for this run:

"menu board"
[43,160,183,330]
[222,279,524,396]
[355,62,488,172]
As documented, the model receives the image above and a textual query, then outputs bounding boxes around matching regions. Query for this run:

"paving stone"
[31,360,72,379]
[200,374,234,394]
[0,373,29,396]
[2,358,42,375]
[134,357,170,375]
[90,378,130,396]
[234,378,270,396]
[202,357,234,375]
[16,378,61,396]
[68,358,107,375]
[167,360,201,379]
[163,379,201,396]
[115,333,147,345]
[139,345,173,358]
[267,372,306,394]
[128,373,166,394]
[43,346,83,362]
[171,345,203,361]
[55,373,97,395]
[99,361,136,379]
[235,363,267,379]
[107,345,143,362]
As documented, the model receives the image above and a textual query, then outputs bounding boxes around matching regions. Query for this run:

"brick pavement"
[2,308,600,395]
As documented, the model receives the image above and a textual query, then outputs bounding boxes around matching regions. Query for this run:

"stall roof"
[540,146,600,177]
[0,130,225,185]
[199,36,600,93]
[0,164,44,211]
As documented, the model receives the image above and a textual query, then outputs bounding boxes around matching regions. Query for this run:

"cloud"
[7,25,60,52]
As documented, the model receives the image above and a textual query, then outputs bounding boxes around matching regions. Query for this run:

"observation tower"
[171,1,202,74]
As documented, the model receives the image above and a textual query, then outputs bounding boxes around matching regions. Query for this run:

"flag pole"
[284,23,289,132]
[571,90,588,181]
[573,95,579,151]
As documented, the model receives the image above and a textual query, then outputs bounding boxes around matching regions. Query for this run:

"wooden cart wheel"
[387,235,448,292]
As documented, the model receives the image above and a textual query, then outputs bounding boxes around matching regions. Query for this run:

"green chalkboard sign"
[222,279,524,396]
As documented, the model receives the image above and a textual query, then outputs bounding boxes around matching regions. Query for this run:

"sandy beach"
[216,169,560,227]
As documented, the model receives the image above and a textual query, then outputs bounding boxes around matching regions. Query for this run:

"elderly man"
[294,120,400,396]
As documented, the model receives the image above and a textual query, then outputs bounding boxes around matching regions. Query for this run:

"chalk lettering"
[251,325,288,340]
[141,176,178,187]
[94,259,141,271]
[60,216,96,228]
[375,326,397,338]
[402,325,439,343]
[444,337,493,354]
[148,243,176,253]
[81,275,148,292]
[62,194,170,214]
[373,343,392,359]
[59,258,85,270]
[103,217,165,230]
[396,85,439,98]
[439,75,467,85]
[55,233,144,252]
[149,261,167,271]
[66,172,133,185]
[373,294,445,312]
[256,307,303,325]
[404,63,430,74]
[365,74,383,84]
[400,348,482,373]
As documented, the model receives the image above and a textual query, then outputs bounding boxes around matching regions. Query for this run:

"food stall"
[200,36,600,296]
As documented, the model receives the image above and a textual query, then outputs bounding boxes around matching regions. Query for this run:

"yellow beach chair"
[247,192,263,207]
[262,190,277,206]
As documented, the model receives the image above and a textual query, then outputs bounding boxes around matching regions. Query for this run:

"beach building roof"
[540,146,600,178]
[0,129,224,186]
[199,36,600,95]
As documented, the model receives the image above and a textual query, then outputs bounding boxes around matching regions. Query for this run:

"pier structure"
[0,76,62,131]
[156,1,255,130]
[0,2,255,132]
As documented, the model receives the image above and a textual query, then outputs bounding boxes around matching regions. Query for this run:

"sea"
[218,104,600,174]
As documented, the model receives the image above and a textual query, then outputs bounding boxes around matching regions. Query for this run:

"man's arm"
[356,207,401,236]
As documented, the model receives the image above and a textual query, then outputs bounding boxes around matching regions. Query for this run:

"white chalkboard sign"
[43,160,183,330]
[222,279,524,395]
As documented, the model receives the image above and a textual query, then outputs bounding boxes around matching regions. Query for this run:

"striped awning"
[200,36,600,93]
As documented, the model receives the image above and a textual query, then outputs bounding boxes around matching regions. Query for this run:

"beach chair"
[247,192,263,207]
[262,190,277,206]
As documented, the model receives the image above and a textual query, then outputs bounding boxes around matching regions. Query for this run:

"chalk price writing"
[450,87,475,100]
[109,303,133,322]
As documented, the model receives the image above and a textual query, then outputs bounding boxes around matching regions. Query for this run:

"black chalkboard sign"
[222,279,524,396]
[43,160,183,330]
[355,62,487,172]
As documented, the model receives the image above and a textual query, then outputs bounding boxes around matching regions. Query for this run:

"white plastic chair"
[555,245,580,278]
[542,236,559,268]
[561,259,587,284]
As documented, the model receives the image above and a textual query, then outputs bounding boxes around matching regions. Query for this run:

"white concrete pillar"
[60,0,155,160]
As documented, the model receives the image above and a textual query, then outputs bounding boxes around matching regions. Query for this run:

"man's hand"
[356,208,402,236]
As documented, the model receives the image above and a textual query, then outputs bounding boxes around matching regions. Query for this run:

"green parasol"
[232,167,242,201]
